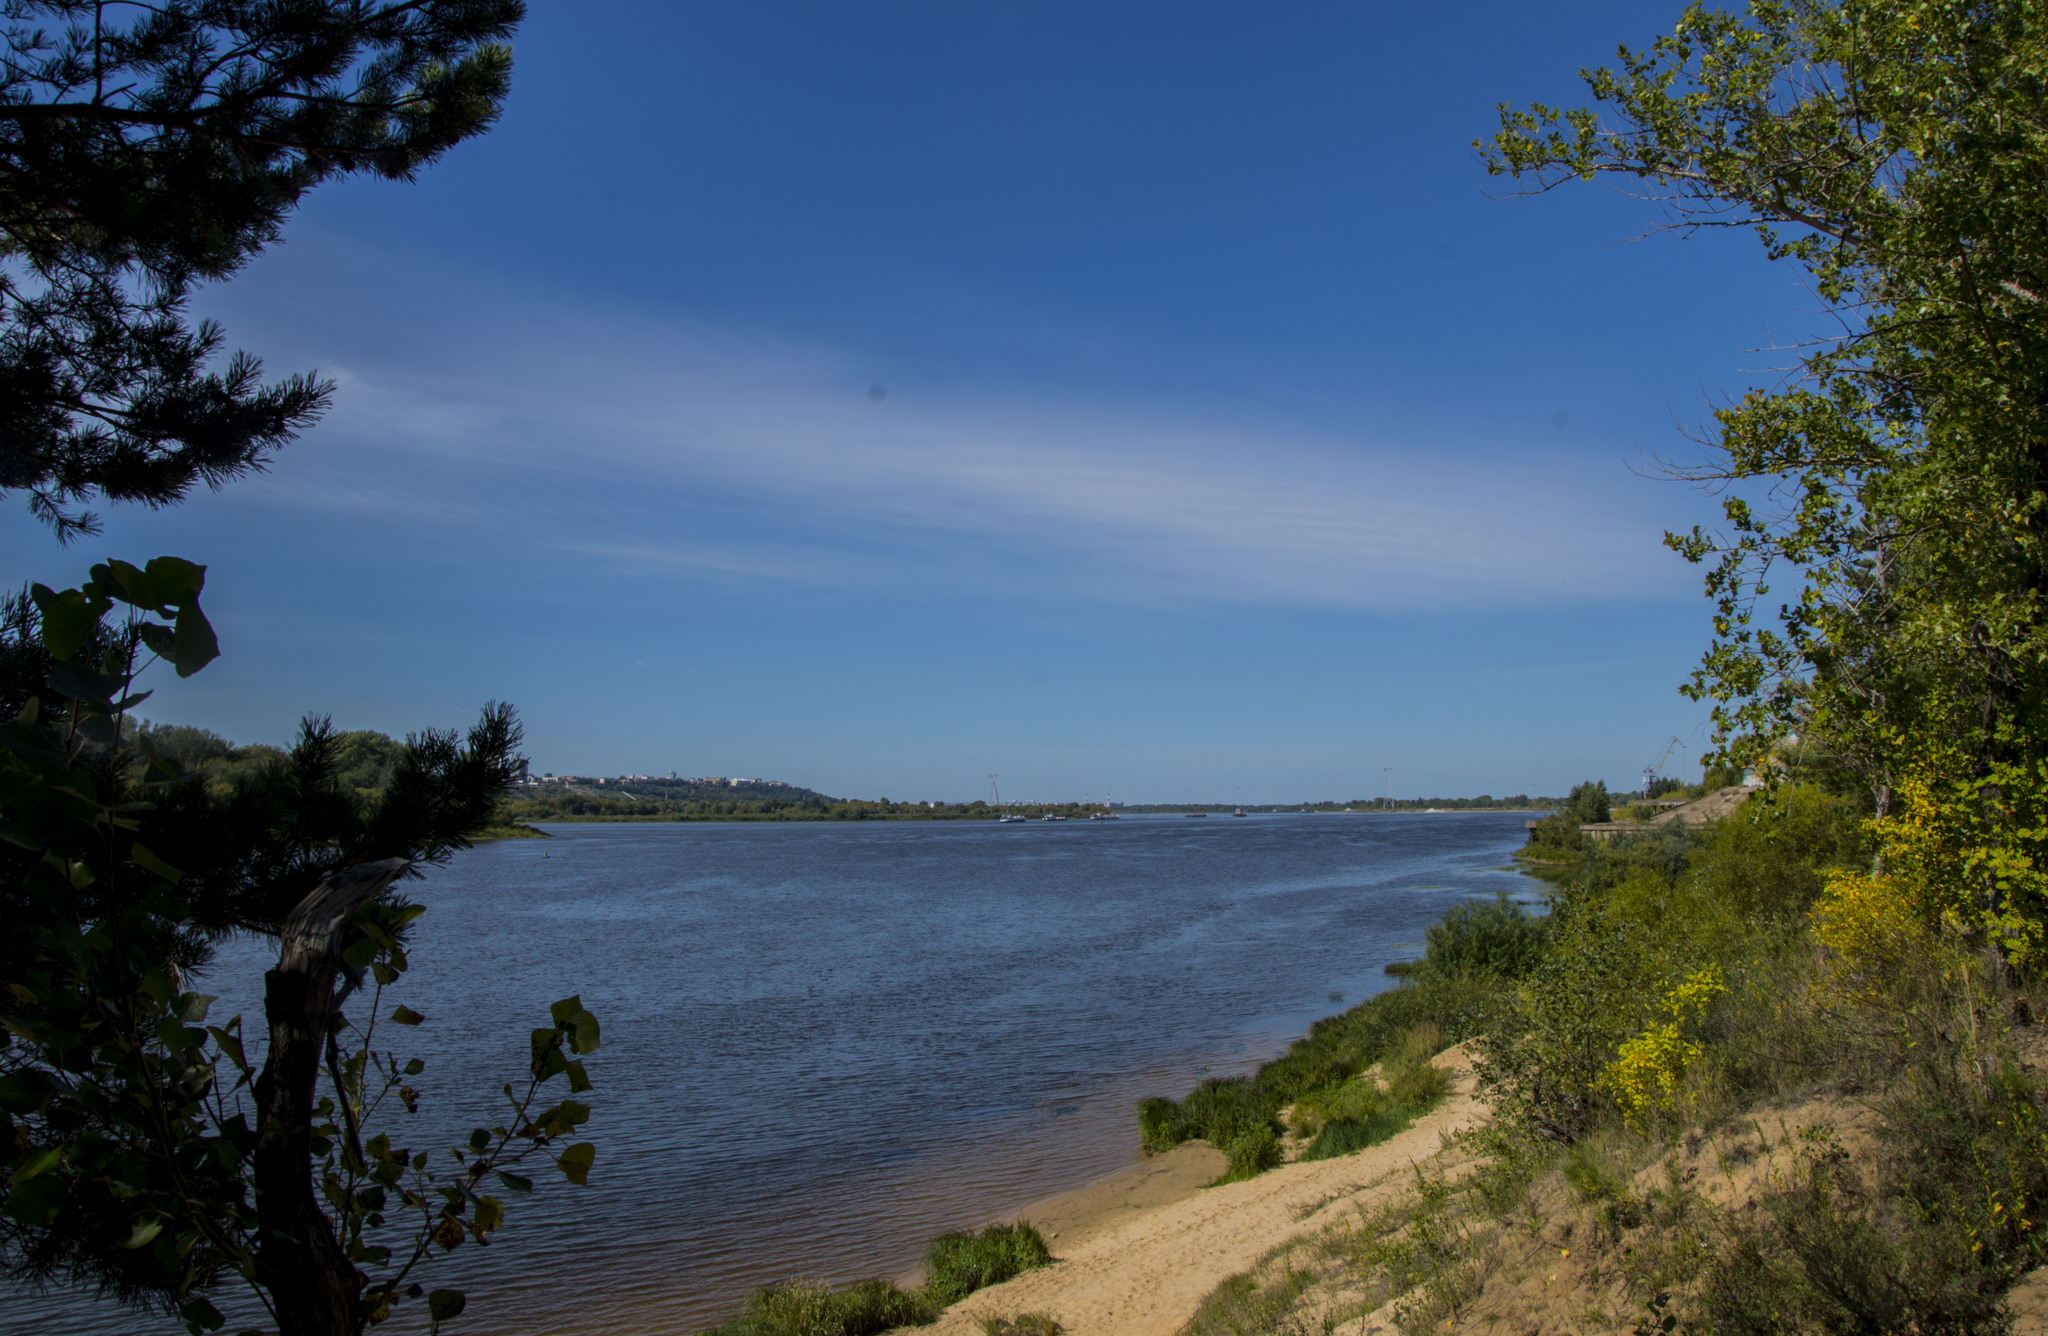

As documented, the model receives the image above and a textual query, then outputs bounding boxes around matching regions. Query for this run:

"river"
[12,811,1537,1335]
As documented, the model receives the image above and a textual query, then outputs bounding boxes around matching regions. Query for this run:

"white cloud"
[214,242,1690,611]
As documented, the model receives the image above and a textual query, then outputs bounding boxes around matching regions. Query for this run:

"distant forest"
[134,724,1571,823]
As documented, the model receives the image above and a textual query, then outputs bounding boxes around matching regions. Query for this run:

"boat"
[990,775,1027,822]
[1233,807,1247,817]
[1185,812,1208,818]
[1043,814,1067,822]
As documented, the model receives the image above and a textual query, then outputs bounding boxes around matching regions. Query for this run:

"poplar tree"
[1485,0,2048,953]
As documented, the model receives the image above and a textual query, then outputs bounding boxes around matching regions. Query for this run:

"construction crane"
[1642,736,1683,795]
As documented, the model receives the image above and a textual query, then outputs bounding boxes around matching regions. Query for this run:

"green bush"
[979,1316,1063,1336]
[1220,1126,1282,1181]
[1564,779,1611,824]
[702,1278,937,1336]
[922,1223,1054,1307]
[1422,894,1548,979]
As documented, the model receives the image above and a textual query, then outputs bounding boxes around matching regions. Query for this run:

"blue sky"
[2,1,1826,803]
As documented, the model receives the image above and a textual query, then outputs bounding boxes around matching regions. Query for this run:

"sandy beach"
[905,1042,1484,1336]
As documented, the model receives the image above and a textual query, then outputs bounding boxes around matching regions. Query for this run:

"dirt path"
[909,1043,1485,1336]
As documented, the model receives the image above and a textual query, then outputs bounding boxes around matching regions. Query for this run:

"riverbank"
[903,1043,1484,1336]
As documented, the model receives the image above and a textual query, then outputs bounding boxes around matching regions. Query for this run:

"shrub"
[923,1223,1054,1307]
[979,1316,1063,1336]
[704,1278,937,1336]
[1422,894,1548,979]
[1220,1126,1282,1181]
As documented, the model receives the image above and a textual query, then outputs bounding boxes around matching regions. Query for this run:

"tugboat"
[1233,807,1247,817]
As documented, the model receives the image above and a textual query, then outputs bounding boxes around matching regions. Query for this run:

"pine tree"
[0,8,608,1336]
[0,1,523,538]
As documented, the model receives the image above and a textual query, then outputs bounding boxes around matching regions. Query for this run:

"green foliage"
[922,1223,1054,1306]
[0,568,591,1334]
[1220,1126,1283,1182]
[700,1278,937,1336]
[1134,901,1510,1175]
[1702,1128,2013,1335]
[1421,894,1549,979]
[1181,1267,1317,1336]
[699,1223,1054,1336]
[1484,0,2048,915]
[1564,780,1610,824]
[979,1315,1063,1336]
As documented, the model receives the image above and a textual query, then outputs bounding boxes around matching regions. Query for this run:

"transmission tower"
[1382,767,1394,810]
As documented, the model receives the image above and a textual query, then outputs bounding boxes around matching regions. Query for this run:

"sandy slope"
[906,1043,1485,1336]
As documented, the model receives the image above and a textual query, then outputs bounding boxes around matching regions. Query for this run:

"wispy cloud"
[217,242,1689,611]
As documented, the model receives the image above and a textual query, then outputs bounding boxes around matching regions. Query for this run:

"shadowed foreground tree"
[0,5,612,1335]
[0,574,602,1336]
[0,0,523,539]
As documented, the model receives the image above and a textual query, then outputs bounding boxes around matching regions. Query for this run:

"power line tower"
[1382,767,1394,810]
[988,774,1001,809]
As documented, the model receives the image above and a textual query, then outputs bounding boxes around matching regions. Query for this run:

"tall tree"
[0,0,523,538]
[1484,0,2048,954]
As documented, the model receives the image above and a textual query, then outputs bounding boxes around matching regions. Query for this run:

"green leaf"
[46,657,124,705]
[2,1171,65,1224]
[143,556,206,607]
[121,1217,164,1249]
[207,1022,249,1074]
[129,843,184,884]
[565,1059,591,1094]
[530,1028,569,1082]
[403,1058,424,1076]
[176,992,215,1023]
[178,1296,226,1333]
[550,995,602,1054]
[170,603,220,678]
[136,623,176,662]
[391,1006,425,1026]
[31,585,100,661]
[495,1171,533,1194]
[11,1146,63,1182]
[556,1142,595,1186]
[0,1073,50,1114]
[426,1289,467,1323]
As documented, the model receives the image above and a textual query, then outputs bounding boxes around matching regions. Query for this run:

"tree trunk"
[252,859,409,1336]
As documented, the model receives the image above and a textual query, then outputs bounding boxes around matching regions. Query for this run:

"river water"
[16,812,1536,1336]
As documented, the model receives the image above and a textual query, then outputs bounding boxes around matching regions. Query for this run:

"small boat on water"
[1185,812,1208,818]
[1233,807,1247,817]
[990,776,1027,822]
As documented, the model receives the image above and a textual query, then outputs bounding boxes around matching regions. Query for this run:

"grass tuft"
[699,1222,1054,1336]
[923,1222,1055,1307]
[977,1314,1063,1336]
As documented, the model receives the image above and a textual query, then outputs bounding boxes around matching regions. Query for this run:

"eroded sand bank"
[903,1043,1483,1336]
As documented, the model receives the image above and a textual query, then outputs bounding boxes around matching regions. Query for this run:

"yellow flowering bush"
[1603,964,1726,1131]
